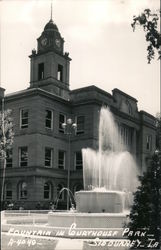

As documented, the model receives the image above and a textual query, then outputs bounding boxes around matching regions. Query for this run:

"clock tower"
[29,18,71,99]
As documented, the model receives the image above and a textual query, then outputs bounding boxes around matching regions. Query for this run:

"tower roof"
[44,19,58,31]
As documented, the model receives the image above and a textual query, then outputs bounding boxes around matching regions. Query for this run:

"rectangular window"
[5,183,12,200]
[45,110,53,129]
[20,109,28,128]
[45,148,52,167]
[146,135,152,150]
[6,149,13,168]
[38,63,44,80]
[58,150,65,169]
[75,151,83,170]
[44,183,51,199]
[57,64,63,81]
[19,182,27,199]
[19,147,28,167]
[76,116,85,135]
[6,190,12,200]
[59,114,66,133]
[119,125,132,146]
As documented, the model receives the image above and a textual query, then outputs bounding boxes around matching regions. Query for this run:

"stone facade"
[0,18,156,210]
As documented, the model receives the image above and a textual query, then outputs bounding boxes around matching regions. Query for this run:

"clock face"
[41,38,48,46]
[55,39,61,48]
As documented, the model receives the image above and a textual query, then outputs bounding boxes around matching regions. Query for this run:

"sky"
[0,0,160,116]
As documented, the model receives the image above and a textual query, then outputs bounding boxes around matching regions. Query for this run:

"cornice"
[5,88,71,105]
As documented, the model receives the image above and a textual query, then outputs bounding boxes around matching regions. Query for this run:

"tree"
[0,109,14,157]
[0,108,14,203]
[156,113,161,151]
[126,152,161,249]
[131,9,161,63]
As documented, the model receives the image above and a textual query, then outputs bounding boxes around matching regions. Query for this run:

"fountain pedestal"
[75,191,125,213]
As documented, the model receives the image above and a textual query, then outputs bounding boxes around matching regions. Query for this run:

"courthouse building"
[0,17,156,209]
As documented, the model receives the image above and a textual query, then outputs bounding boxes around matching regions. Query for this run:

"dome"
[44,19,58,31]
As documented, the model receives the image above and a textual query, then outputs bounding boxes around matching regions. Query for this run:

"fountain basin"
[75,191,125,213]
[48,211,128,230]
[48,191,128,237]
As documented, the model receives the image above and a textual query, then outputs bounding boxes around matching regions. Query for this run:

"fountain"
[48,107,139,233]
[76,107,139,213]
[54,187,76,211]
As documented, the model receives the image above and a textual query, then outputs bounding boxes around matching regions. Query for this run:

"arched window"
[44,182,52,200]
[18,182,27,199]
[5,183,12,200]
[57,184,64,200]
